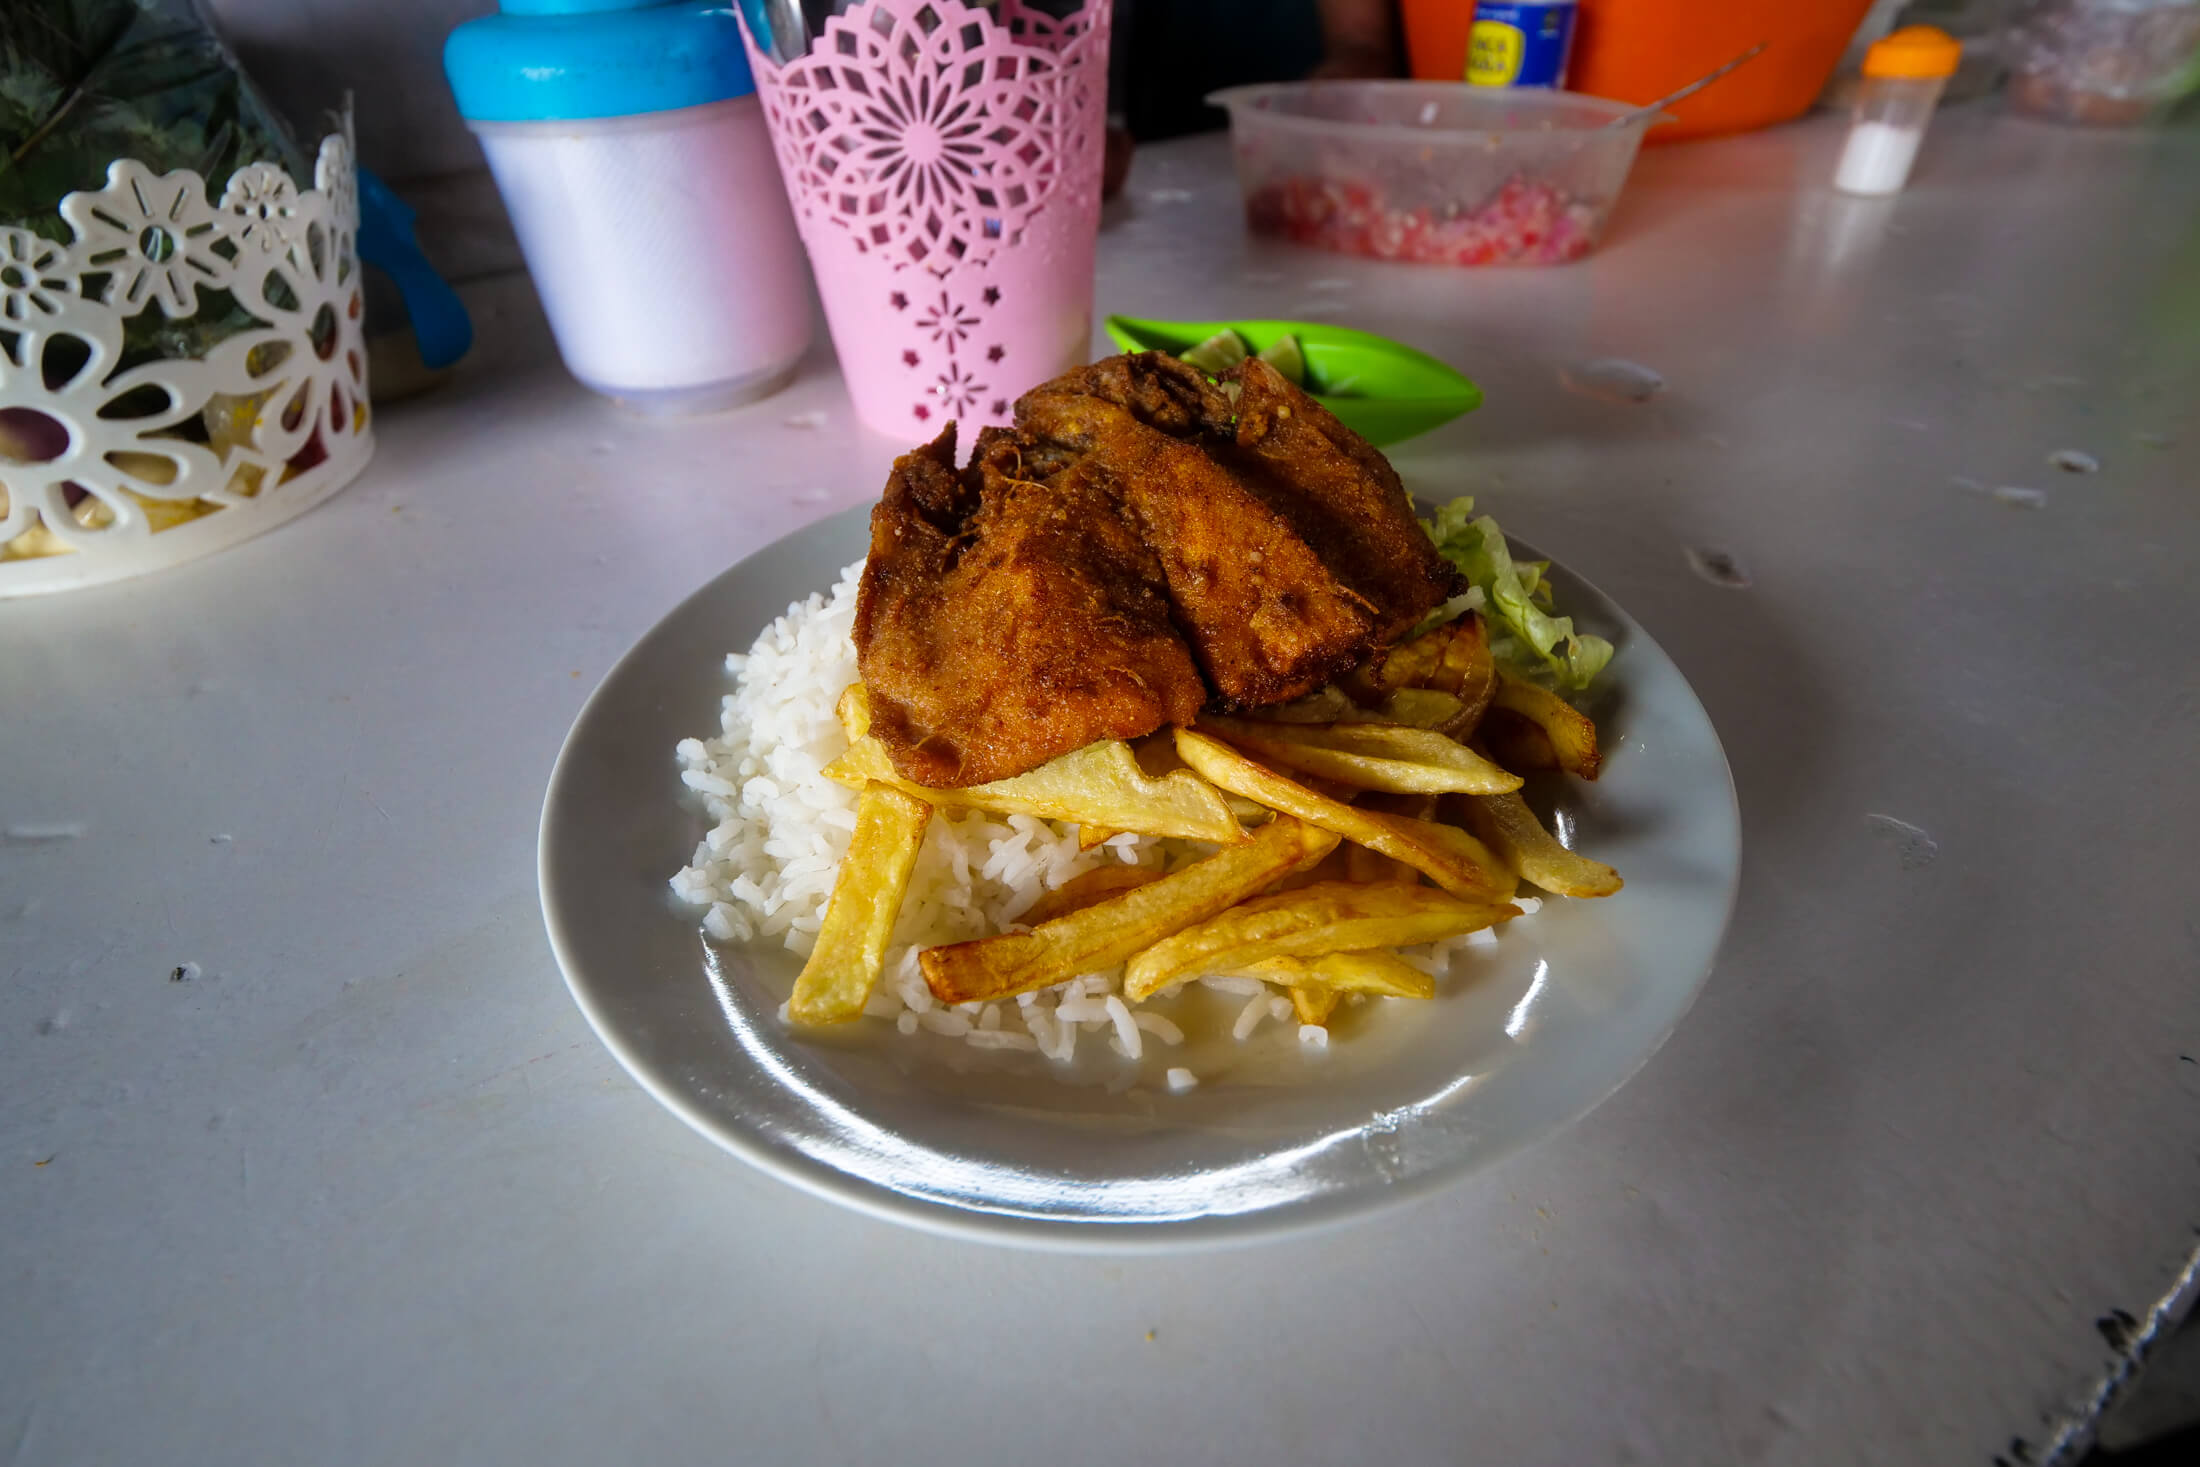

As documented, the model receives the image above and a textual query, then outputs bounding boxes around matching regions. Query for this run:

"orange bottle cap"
[1864,25,1963,81]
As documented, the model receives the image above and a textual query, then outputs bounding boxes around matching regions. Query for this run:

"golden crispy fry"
[1245,687,1357,723]
[920,817,1339,1003]
[1333,615,1496,739]
[836,681,876,741]
[1355,810,1518,902]
[1477,708,1559,774]
[1176,729,1518,901]
[1431,613,1497,738]
[1292,770,1367,803]
[826,731,1244,845]
[1017,864,1161,926]
[1269,844,1354,894]
[1455,790,1623,898]
[1346,792,1466,889]
[1196,715,1521,796]
[787,784,932,1025]
[1279,687,1485,742]
[1492,672,1602,781]
[1077,825,1121,851]
[834,685,1242,843]
[1360,688,1467,729]
[1289,981,1339,1026]
[1253,684,1466,731]
[1340,625,1448,703]
[1346,841,1418,885]
[1134,734,1276,828]
[1357,791,1438,821]
[1426,611,1489,688]
[1124,880,1513,999]
[1249,949,1438,1001]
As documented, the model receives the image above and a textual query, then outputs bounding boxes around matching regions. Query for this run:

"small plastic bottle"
[445,0,813,414]
[1834,25,1964,197]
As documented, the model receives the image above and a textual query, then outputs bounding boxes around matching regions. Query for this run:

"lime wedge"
[1179,329,1249,374]
[1256,333,1307,387]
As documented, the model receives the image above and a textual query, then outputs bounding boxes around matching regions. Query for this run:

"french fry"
[1492,672,1602,781]
[1077,825,1121,851]
[1136,732,1270,828]
[827,732,1244,845]
[1244,686,1357,723]
[1262,687,1471,730]
[920,817,1339,1004]
[1353,688,1466,730]
[1340,624,1449,703]
[1017,864,1161,927]
[1270,844,1354,893]
[1288,981,1339,1026]
[1477,708,1559,774]
[1175,728,1517,901]
[1455,790,1624,898]
[1344,791,1431,885]
[1356,791,1438,821]
[1430,613,1497,739]
[1354,810,1518,902]
[1346,841,1418,885]
[1248,949,1438,1001]
[1124,880,1514,999]
[1332,615,1496,739]
[787,783,932,1025]
[830,685,1244,843]
[1196,716,1521,796]
[836,681,872,740]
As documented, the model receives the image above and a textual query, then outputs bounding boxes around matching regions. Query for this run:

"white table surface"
[7,107,2199,1466]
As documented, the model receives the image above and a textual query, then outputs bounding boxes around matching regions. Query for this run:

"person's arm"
[1312,0,1399,78]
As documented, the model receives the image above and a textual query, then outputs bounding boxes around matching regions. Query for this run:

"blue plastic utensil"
[357,166,473,371]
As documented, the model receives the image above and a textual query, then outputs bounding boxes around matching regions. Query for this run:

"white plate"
[539,505,1740,1250]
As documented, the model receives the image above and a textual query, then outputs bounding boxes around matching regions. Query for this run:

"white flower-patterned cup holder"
[1,134,372,598]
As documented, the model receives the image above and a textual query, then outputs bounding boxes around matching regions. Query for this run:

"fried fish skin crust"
[1019,354,1462,707]
[855,424,1207,789]
[855,354,1463,787]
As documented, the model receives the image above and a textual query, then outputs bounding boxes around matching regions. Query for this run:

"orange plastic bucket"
[1401,0,1877,142]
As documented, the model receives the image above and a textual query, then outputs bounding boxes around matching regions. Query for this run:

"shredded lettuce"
[1423,497,1613,690]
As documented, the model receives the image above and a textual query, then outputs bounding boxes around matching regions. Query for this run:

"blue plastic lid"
[445,0,756,124]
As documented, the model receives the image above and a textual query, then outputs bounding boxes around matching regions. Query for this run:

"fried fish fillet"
[1018,354,1463,707]
[854,353,1463,787]
[854,425,1207,788]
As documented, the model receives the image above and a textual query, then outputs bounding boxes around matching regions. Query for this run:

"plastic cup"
[739,0,1112,438]
[470,98,813,414]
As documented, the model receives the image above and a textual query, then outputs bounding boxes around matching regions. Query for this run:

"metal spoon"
[1601,43,1768,128]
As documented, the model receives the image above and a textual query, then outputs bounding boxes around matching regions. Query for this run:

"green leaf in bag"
[2,0,311,364]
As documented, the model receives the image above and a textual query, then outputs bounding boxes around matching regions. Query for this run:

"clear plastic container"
[2007,0,2200,126]
[1834,76,1949,193]
[1833,25,1962,196]
[1206,82,1659,267]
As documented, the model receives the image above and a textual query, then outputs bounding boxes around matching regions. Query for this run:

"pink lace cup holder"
[742,0,1112,438]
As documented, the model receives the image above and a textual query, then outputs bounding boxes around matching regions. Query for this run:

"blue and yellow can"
[1465,1,1577,90]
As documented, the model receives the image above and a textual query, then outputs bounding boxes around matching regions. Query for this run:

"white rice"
[1103,995,1143,1061]
[669,560,1538,1080]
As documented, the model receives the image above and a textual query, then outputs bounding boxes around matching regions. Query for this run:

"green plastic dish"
[1103,315,1483,446]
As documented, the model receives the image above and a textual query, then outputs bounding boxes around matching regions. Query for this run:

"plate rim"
[538,504,1742,1252]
